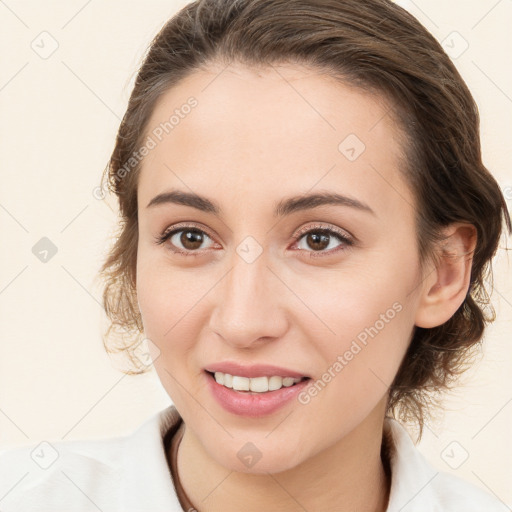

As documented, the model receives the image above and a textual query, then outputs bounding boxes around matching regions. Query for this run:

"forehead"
[138,63,412,218]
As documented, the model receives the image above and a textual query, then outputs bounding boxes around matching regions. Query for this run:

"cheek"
[296,251,418,407]
[135,250,214,373]
[136,258,168,338]
[300,257,414,351]
[296,304,413,448]
[136,244,194,332]
[136,254,205,408]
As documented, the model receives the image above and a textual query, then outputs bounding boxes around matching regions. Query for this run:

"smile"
[210,371,308,393]
[205,371,312,417]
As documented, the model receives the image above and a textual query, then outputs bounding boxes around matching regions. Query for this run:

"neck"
[176,405,391,512]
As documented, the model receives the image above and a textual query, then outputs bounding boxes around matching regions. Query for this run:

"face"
[136,63,425,474]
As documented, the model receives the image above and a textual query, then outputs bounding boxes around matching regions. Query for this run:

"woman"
[1,0,510,510]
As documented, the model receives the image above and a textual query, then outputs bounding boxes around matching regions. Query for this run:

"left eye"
[293,228,353,255]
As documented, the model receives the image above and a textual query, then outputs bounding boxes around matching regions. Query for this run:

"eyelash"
[154,222,354,258]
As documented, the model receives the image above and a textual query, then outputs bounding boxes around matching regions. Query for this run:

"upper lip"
[204,362,310,379]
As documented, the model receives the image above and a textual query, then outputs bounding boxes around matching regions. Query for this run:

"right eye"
[154,224,217,256]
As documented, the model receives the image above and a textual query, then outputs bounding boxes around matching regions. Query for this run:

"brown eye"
[292,225,354,257]
[303,232,331,252]
[155,225,215,256]
[177,229,206,251]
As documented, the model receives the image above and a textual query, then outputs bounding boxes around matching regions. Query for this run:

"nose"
[208,250,289,349]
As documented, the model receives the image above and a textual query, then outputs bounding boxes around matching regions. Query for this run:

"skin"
[135,63,476,512]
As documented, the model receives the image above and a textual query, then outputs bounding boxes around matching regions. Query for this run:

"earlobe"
[414,223,477,329]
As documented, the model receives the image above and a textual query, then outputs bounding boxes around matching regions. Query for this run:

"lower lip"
[205,371,311,417]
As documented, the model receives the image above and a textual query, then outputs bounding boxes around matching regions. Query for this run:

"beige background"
[1,0,511,506]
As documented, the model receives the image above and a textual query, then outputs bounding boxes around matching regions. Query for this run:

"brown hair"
[99,0,511,438]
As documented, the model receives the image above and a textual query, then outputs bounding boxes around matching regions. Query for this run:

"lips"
[203,361,310,379]
[204,370,311,417]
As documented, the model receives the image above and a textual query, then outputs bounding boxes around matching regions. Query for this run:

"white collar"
[120,405,183,510]
[120,405,505,511]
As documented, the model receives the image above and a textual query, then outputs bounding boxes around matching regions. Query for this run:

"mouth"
[204,369,312,417]
[205,370,311,394]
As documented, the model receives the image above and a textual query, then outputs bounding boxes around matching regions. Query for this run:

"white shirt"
[0,405,506,511]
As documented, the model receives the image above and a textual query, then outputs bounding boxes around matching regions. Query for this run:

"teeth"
[232,375,250,391]
[213,371,304,392]
[223,373,233,388]
[269,375,283,391]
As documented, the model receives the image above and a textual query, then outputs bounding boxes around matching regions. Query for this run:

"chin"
[209,440,307,475]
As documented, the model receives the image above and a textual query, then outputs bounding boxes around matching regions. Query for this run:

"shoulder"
[384,417,507,512]
[0,405,184,512]
[0,435,125,511]
[429,469,507,511]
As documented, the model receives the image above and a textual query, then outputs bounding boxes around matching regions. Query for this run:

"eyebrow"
[146,189,375,217]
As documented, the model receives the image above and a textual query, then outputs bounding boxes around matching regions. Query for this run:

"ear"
[414,223,477,328]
